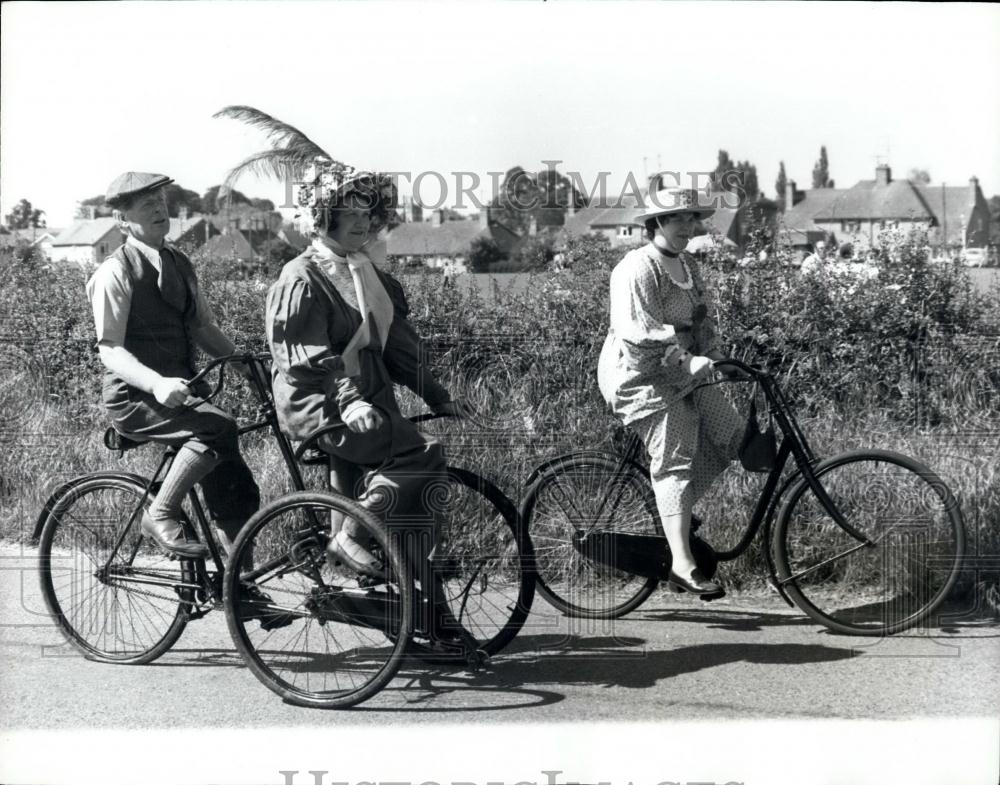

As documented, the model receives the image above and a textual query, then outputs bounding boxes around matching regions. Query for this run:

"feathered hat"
[214,106,398,235]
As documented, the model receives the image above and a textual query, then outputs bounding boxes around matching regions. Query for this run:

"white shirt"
[85,233,215,346]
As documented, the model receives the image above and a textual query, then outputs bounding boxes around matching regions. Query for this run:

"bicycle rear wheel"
[224,491,412,709]
[409,467,534,663]
[772,450,965,635]
[37,475,191,664]
[521,454,659,619]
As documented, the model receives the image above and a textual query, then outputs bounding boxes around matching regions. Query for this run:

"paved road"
[2,542,997,727]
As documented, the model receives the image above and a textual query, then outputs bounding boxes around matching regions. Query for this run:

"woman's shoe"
[667,568,726,599]
[327,530,384,579]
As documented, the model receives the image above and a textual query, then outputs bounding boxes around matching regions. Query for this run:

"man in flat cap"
[86,171,260,560]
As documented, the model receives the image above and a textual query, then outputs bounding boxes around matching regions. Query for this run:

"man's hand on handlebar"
[344,404,384,434]
[153,377,195,407]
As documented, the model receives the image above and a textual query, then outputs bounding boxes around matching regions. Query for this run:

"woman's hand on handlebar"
[153,377,195,407]
[344,404,384,434]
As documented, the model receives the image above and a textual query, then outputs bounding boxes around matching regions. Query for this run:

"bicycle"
[36,353,533,708]
[519,358,966,636]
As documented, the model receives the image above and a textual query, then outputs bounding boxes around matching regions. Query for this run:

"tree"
[5,199,46,229]
[908,168,931,185]
[812,146,832,189]
[711,150,736,192]
[202,184,252,214]
[251,197,276,211]
[164,184,203,216]
[489,164,587,234]
[76,195,114,219]
[775,161,788,208]
[988,195,1000,247]
[467,236,506,272]
[710,151,758,204]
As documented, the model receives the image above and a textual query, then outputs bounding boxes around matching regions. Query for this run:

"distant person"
[800,240,828,274]
[86,172,260,560]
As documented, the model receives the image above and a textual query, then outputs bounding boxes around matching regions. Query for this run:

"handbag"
[739,383,777,472]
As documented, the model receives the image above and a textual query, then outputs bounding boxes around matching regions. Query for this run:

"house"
[386,210,521,267]
[783,165,991,254]
[166,213,219,252]
[0,226,60,259]
[50,218,123,268]
[200,230,254,263]
[555,189,742,251]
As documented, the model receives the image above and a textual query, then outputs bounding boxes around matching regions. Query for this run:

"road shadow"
[630,606,815,632]
[488,633,854,690]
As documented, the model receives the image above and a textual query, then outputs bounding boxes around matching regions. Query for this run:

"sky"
[2,1,1000,228]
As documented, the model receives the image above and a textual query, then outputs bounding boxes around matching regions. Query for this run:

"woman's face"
[656,212,701,253]
[325,193,373,254]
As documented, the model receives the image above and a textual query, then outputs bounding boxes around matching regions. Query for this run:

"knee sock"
[149,444,220,522]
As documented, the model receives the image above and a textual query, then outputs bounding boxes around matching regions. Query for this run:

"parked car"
[962,248,988,267]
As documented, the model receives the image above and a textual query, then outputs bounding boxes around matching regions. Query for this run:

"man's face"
[119,189,169,247]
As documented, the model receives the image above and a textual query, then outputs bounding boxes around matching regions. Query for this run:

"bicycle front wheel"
[38,475,191,664]
[772,450,965,635]
[521,454,660,619]
[224,491,412,709]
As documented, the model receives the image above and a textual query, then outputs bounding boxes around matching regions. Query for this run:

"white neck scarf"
[312,237,395,376]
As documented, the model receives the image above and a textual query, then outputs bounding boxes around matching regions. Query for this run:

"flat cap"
[105,172,174,206]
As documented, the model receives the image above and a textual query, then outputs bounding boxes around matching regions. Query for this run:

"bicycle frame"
[538,359,877,608]
[95,353,310,607]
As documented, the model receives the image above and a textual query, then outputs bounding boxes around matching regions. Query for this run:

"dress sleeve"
[377,269,451,406]
[85,257,132,347]
[609,254,679,349]
[266,274,366,417]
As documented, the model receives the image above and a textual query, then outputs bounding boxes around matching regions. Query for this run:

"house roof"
[780,188,844,233]
[386,220,487,257]
[0,227,58,245]
[559,205,608,238]
[703,207,739,239]
[52,218,122,246]
[166,216,206,243]
[913,184,984,244]
[201,231,253,259]
[812,179,933,222]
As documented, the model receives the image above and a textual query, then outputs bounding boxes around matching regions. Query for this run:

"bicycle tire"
[223,491,412,709]
[772,449,965,636]
[38,475,191,664]
[408,467,534,664]
[521,453,660,619]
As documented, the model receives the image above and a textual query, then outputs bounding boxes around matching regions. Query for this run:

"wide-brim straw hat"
[632,186,716,224]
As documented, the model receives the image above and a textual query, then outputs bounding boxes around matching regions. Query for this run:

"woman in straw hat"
[597,186,744,598]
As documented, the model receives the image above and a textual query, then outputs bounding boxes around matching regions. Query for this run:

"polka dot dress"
[598,243,743,517]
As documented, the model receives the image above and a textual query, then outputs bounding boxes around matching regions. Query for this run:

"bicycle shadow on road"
[475,634,855,691]
[632,606,815,633]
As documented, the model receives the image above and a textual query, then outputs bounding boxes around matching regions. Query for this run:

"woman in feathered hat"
[597,185,745,599]
[214,107,467,643]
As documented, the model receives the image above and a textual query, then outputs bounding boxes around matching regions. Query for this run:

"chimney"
[528,215,537,237]
[969,176,979,203]
[876,164,891,187]
[478,209,490,230]
[785,179,796,212]
[566,194,575,218]
[430,209,442,227]
[179,205,188,223]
